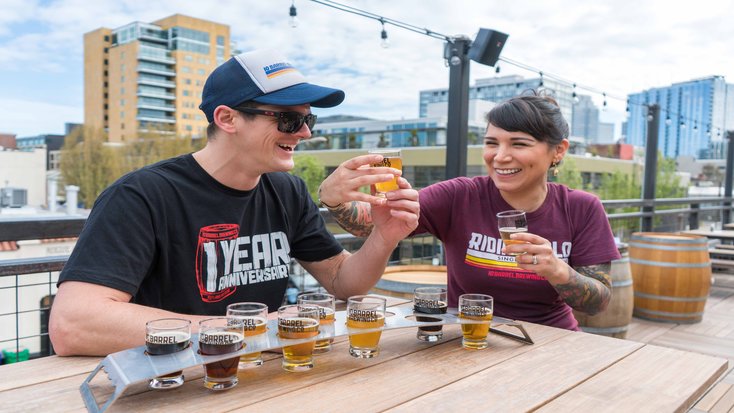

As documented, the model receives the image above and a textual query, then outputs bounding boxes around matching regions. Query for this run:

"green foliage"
[554,156,583,189]
[59,126,120,208]
[291,154,326,203]
[60,125,206,208]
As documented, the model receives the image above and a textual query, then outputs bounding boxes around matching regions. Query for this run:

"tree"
[553,156,584,189]
[59,126,120,208]
[291,154,326,203]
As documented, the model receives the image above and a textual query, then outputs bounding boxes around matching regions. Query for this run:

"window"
[120,99,125,106]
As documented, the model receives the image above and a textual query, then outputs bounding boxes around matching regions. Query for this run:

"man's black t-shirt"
[58,154,344,314]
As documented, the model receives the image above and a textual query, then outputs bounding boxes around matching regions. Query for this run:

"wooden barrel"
[573,244,634,338]
[629,232,711,323]
[371,265,447,299]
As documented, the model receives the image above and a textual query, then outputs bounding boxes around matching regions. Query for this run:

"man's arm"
[328,201,375,237]
[49,281,211,356]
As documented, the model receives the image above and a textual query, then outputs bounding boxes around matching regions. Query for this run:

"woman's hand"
[501,232,569,283]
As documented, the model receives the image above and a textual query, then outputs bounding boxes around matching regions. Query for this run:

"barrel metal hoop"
[634,291,708,302]
[611,279,633,288]
[630,235,708,245]
[629,258,711,268]
[633,307,705,317]
[580,325,629,334]
[628,242,709,251]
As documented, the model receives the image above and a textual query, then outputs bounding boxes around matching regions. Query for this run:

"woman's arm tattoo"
[554,263,612,315]
[330,201,374,237]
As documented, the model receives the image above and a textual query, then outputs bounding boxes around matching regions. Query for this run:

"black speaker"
[468,28,508,67]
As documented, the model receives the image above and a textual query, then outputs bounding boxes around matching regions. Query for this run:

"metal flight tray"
[80,306,532,413]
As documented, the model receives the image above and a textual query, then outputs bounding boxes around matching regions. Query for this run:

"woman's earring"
[552,161,559,177]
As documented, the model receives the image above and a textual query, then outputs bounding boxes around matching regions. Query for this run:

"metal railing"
[1,195,732,362]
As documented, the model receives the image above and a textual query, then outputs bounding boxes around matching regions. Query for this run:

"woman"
[318,92,619,330]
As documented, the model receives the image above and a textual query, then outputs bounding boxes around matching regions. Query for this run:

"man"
[49,49,418,356]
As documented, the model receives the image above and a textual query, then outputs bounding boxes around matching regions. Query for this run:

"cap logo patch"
[264,62,297,79]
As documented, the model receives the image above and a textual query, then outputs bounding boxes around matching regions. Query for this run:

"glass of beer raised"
[198,317,245,390]
[413,287,447,342]
[226,302,268,369]
[145,318,191,390]
[458,294,494,350]
[368,148,402,197]
[277,304,321,372]
[497,210,528,256]
[297,292,336,354]
[346,295,386,358]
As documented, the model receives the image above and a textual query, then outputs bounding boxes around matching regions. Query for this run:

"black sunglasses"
[233,107,317,134]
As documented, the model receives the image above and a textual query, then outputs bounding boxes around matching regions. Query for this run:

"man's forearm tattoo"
[331,201,374,237]
[554,263,612,315]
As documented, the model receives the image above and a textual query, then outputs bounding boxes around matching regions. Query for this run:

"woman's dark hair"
[485,90,569,146]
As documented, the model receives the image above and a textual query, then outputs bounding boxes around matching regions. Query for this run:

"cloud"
[0,98,81,137]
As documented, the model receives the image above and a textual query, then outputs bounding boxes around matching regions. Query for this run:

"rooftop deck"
[625,273,734,412]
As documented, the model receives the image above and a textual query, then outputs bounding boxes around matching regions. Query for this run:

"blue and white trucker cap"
[199,49,345,122]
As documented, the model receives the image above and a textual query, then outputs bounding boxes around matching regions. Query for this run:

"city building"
[84,14,231,142]
[419,75,574,128]
[309,100,492,151]
[16,134,65,171]
[0,147,47,207]
[0,134,16,150]
[626,76,734,159]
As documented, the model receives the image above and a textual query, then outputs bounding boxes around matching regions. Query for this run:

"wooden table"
[0,298,728,412]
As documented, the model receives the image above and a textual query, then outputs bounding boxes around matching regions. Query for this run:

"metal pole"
[723,130,734,225]
[445,37,471,180]
[641,104,660,232]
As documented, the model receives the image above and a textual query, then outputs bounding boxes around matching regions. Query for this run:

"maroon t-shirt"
[415,176,620,330]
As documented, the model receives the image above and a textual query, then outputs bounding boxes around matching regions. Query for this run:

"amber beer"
[278,305,321,372]
[226,302,268,368]
[198,317,244,391]
[297,292,336,353]
[497,210,528,256]
[368,149,402,195]
[145,318,191,390]
[458,294,494,350]
[413,287,448,342]
[346,295,387,358]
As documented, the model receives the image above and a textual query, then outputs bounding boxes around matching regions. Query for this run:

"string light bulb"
[380,19,389,48]
[665,115,672,126]
[572,83,579,104]
[602,92,607,111]
[289,0,299,28]
[495,65,501,74]
[538,71,544,87]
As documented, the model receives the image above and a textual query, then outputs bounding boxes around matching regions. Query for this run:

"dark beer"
[414,301,448,333]
[145,331,191,355]
[199,331,244,389]
[145,318,191,390]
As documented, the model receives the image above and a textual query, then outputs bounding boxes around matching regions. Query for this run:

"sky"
[0,0,733,138]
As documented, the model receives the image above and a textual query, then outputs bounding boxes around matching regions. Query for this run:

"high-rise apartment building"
[418,75,574,127]
[626,76,734,159]
[84,14,231,142]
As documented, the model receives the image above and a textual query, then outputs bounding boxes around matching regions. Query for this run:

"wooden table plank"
[692,382,733,412]
[0,355,101,392]
[650,329,734,360]
[384,332,642,413]
[242,324,571,412]
[537,345,728,412]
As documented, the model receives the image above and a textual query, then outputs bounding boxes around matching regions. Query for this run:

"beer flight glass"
[145,318,191,390]
[458,294,494,350]
[496,209,528,256]
[226,302,268,369]
[346,295,386,358]
[413,287,448,342]
[277,304,321,372]
[368,148,402,196]
[297,292,336,353]
[198,317,245,390]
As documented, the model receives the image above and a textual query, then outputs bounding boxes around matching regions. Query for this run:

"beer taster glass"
[458,294,494,350]
[278,304,321,372]
[226,302,268,368]
[413,287,448,342]
[368,148,402,196]
[145,318,191,390]
[198,317,244,390]
[346,295,386,358]
[497,210,528,255]
[297,292,336,353]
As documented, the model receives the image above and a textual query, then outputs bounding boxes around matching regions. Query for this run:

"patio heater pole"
[641,104,660,232]
[724,130,734,225]
[445,36,471,180]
